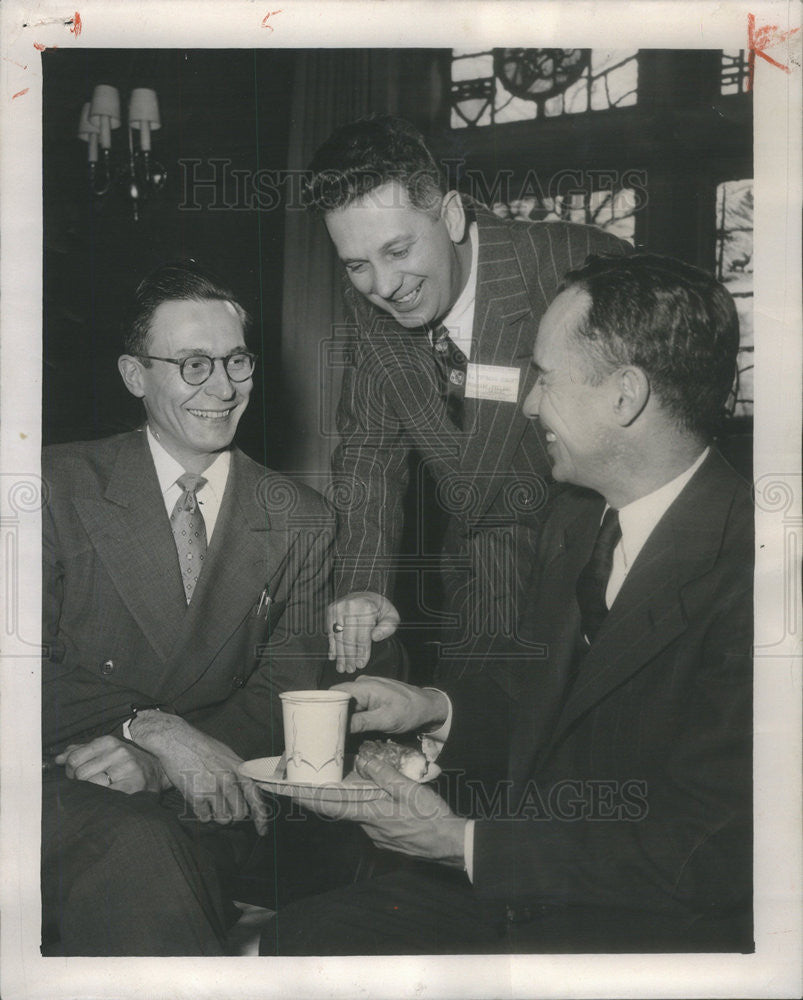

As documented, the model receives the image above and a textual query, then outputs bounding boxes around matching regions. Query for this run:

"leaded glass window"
[490,186,638,243]
[716,179,753,417]
[451,49,638,128]
[720,50,750,94]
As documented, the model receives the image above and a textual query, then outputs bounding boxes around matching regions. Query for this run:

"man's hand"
[290,743,466,867]
[327,591,400,673]
[55,735,168,794]
[332,676,449,735]
[129,712,271,835]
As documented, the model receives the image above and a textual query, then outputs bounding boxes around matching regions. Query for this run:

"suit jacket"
[442,450,753,935]
[42,430,334,761]
[332,208,629,602]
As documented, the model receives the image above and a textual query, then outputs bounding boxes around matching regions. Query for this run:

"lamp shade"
[89,85,121,150]
[77,102,101,162]
[89,84,121,127]
[128,88,161,129]
[77,102,100,139]
[128,88,161,151]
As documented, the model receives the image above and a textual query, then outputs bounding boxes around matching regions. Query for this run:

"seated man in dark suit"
[42,261,355,955]
[261,253,753,955]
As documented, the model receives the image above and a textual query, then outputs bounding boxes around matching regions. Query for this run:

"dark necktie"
[575,508,621,644]
[433,325,468,430]
[170,472,208,603]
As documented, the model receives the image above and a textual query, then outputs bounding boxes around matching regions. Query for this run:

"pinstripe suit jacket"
[42,430,334,761]
[442,450,753,931]
[331,208,628,613]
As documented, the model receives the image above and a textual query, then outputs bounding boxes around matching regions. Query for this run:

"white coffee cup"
[279,690,351,783]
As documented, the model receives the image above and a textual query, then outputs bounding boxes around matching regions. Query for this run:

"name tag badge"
[465,364,521,403]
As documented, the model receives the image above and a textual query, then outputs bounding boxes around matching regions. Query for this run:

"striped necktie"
[170,472,208,603]
[433,325,468,429]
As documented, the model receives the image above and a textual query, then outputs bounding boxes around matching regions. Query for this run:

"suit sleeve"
[194,511,335,761]
[469,581,753,917]
[331,291,410,598]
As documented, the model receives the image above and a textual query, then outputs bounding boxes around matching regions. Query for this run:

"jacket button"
[232,675,244,688]
[100,659,115,675]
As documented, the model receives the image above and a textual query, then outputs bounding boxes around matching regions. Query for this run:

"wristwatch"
[122,704,161,742]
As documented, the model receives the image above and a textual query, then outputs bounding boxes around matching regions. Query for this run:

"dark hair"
[303,114,443,213]
[561,253,740,439]
[121,260,251,360]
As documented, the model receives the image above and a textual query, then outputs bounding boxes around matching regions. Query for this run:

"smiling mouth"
[389,281,423,308]
[187,408,234,420]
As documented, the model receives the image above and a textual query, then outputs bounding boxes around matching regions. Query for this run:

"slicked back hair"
[122,260,251,362]
[561,253,740,439]
[303,114,443,214]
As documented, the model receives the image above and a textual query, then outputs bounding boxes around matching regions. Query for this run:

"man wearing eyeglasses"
[41,261,342,955]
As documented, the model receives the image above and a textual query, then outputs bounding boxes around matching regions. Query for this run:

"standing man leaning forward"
[306,115,628,675]
[42,261,341,955]
[263,254,753,954]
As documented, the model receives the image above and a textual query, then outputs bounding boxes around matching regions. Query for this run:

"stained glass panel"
[716,179,753,417]
[451,48,638,128]
[721,50,750,94]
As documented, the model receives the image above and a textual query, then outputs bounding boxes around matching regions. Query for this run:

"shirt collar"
[440,221,478,333]
[145,425,231,497]
[616,446,710,569]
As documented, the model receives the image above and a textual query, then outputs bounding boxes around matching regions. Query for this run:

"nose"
[203,358,237,399]
[372,261,403,300]
[522,379,542,419]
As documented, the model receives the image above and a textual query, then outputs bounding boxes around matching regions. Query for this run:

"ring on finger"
[332,622,345,634]
[102,771,112,786]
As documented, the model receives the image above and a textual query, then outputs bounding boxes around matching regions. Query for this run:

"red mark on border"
[33,42,46,51]
[747,12,801,90]
[69,11,82,36]
[12,88,30,100]
[261,10,283,31]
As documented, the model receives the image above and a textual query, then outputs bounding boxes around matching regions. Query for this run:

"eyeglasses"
[137,352,257,385]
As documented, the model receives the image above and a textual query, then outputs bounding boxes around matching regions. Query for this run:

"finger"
[341,632,372,674]
[57,743,99,771]
[371,618,399,643]
[215,772,250,824]
[241,779,271,836]
[73,758,112,782]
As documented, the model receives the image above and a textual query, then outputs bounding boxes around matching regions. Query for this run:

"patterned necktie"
[433,325,468,430]
[170,472,208,603]
[575,507,621,644]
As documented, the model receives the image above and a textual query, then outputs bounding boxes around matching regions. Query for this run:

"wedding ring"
[102,771,112,786]
[332,622,345,633]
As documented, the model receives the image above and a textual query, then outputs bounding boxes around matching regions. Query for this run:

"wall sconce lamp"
[77,84,166,221]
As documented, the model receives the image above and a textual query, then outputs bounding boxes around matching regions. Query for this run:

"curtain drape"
[279,49,444,486]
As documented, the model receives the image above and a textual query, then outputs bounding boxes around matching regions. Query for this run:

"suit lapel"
[459,211,539,512]
[507,499,602,787]
[159,449,275,701]
[72,431,185,662]
[541,452,737,757]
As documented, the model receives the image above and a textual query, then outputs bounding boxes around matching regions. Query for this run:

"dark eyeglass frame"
[136,352,258,385]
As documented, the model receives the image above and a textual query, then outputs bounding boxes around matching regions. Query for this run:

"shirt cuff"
[421,688,453,742]
[463,819,475,882]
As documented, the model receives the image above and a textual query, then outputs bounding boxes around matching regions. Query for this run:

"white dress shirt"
[606,447,709,607]
[146,426,231,541]
[429,221,478,360]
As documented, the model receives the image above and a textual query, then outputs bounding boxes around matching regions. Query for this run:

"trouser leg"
[260,862,505,956]
[42,772,235,955]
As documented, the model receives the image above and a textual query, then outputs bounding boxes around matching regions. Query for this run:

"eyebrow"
[171,346,248,357]
[340,233,415,263]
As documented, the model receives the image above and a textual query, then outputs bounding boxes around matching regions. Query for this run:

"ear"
[612,366,650,426]
[118,355,146,399]
[441,190,467,243]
